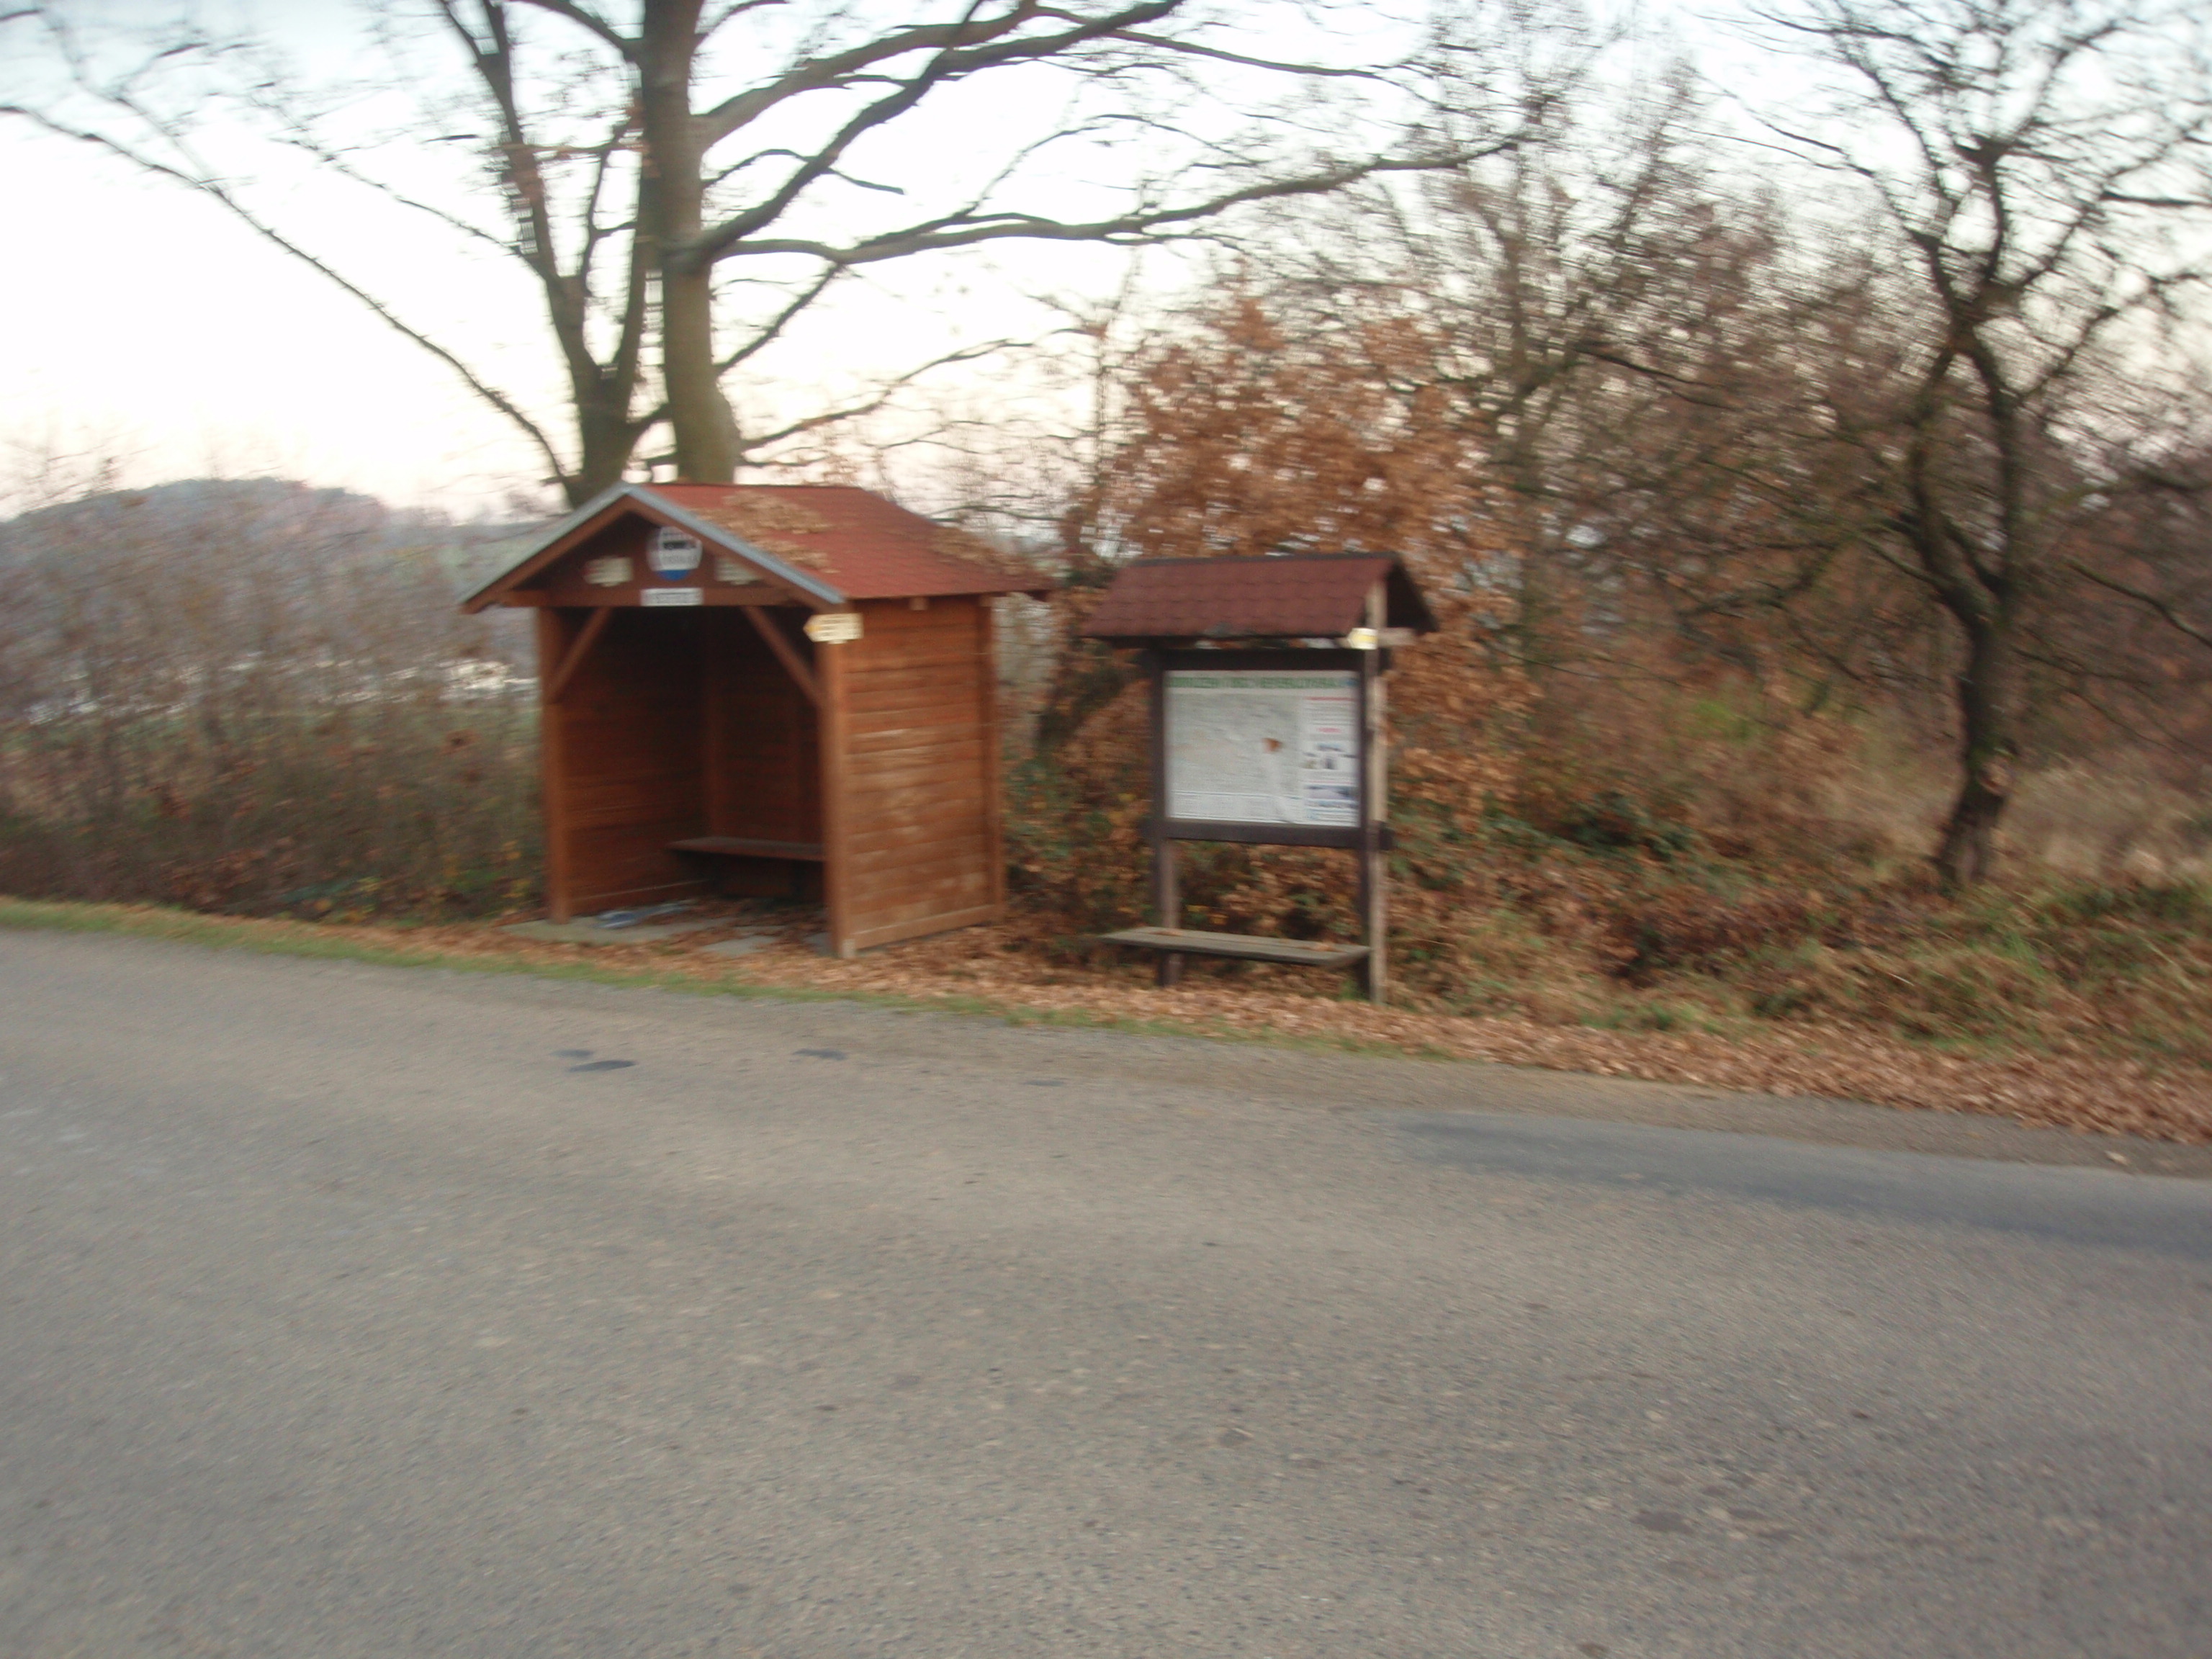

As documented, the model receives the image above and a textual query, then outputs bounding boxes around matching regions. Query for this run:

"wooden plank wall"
[544,607,706,917]
[703,610,821,843]
[832,597,1004,952]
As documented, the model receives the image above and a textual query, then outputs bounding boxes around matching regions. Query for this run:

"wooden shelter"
[1081,553,1437,1001]
[464,483,1050,956]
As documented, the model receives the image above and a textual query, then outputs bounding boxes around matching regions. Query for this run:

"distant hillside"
[0,478,544,597]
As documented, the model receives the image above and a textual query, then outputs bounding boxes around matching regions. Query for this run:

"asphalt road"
[1,930,2207,1658]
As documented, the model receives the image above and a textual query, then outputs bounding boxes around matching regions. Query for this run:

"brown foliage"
[1014,292,1532,950]
[1007,284,2212,1083]
[1108,297,1493,577]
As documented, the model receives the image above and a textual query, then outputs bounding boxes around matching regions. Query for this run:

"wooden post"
[702,612,728,845]
[818,624,854,958]
[1147,651,1182,987]
[1358,584,1389,1004]
[978,600,1007,916]
[537,608,576,922]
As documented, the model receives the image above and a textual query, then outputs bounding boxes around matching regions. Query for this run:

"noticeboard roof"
[1079,554,1437,644]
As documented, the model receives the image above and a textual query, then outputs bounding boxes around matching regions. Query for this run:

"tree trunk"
[660,263,742,482]
[567,397,642,505]
[638,0,744,485]
[1933,621,2020,890]
[1506,459,1559,672]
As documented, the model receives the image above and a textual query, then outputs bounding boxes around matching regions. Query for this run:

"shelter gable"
[513,511,812,609]
[655,484,1053,601]
[461,484,844,613]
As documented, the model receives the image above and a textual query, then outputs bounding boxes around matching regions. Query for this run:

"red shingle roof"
[1081,554,1437,642]
[650,484,1050,600]
[460,482,1053,612]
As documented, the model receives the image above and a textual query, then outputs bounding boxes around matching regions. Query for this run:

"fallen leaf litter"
[337,907,2212,1146]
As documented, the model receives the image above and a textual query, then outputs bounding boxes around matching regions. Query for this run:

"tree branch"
[689,1,1183,263]
[735,333,1061,453]
[0,104,570,483]
[509,0,634,60]
[2069,560,2212,653]
[721,141,1503,269]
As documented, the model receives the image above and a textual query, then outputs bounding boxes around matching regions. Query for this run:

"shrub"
[0,481,537,918]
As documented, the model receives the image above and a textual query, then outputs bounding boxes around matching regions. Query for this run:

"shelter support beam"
[819,637,854,958]
[543,606,613,706]
[740,606,820,705]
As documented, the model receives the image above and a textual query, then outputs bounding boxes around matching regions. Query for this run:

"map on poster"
[1165,669,1360,827]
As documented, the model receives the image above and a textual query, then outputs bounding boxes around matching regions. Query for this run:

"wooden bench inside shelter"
[667,835,827,861]
[667,835,826,897]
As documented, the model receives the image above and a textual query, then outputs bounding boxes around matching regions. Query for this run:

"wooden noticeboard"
[1143,642,1392,1000]
[1079,554,1434,1006]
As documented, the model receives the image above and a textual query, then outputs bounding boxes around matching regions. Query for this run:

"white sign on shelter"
[649,526,703,580]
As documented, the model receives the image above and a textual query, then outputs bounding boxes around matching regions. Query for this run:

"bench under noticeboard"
[1098,925,1371,978]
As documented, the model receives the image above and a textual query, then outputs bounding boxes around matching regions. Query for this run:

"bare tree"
[1252,64,1879,719]
[4,1,1547,504]
[1402,70,1789,670]
[1750,0,2212,886]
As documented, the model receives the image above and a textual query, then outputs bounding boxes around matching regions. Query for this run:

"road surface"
[1,929,2206,1657]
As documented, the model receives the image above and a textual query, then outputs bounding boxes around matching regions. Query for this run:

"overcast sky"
[1,1,1750,519]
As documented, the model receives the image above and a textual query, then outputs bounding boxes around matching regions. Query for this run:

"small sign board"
[804,612,863,644]
[641,587,703,608]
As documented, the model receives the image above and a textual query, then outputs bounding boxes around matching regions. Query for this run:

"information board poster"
[1165,668,1360,827]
